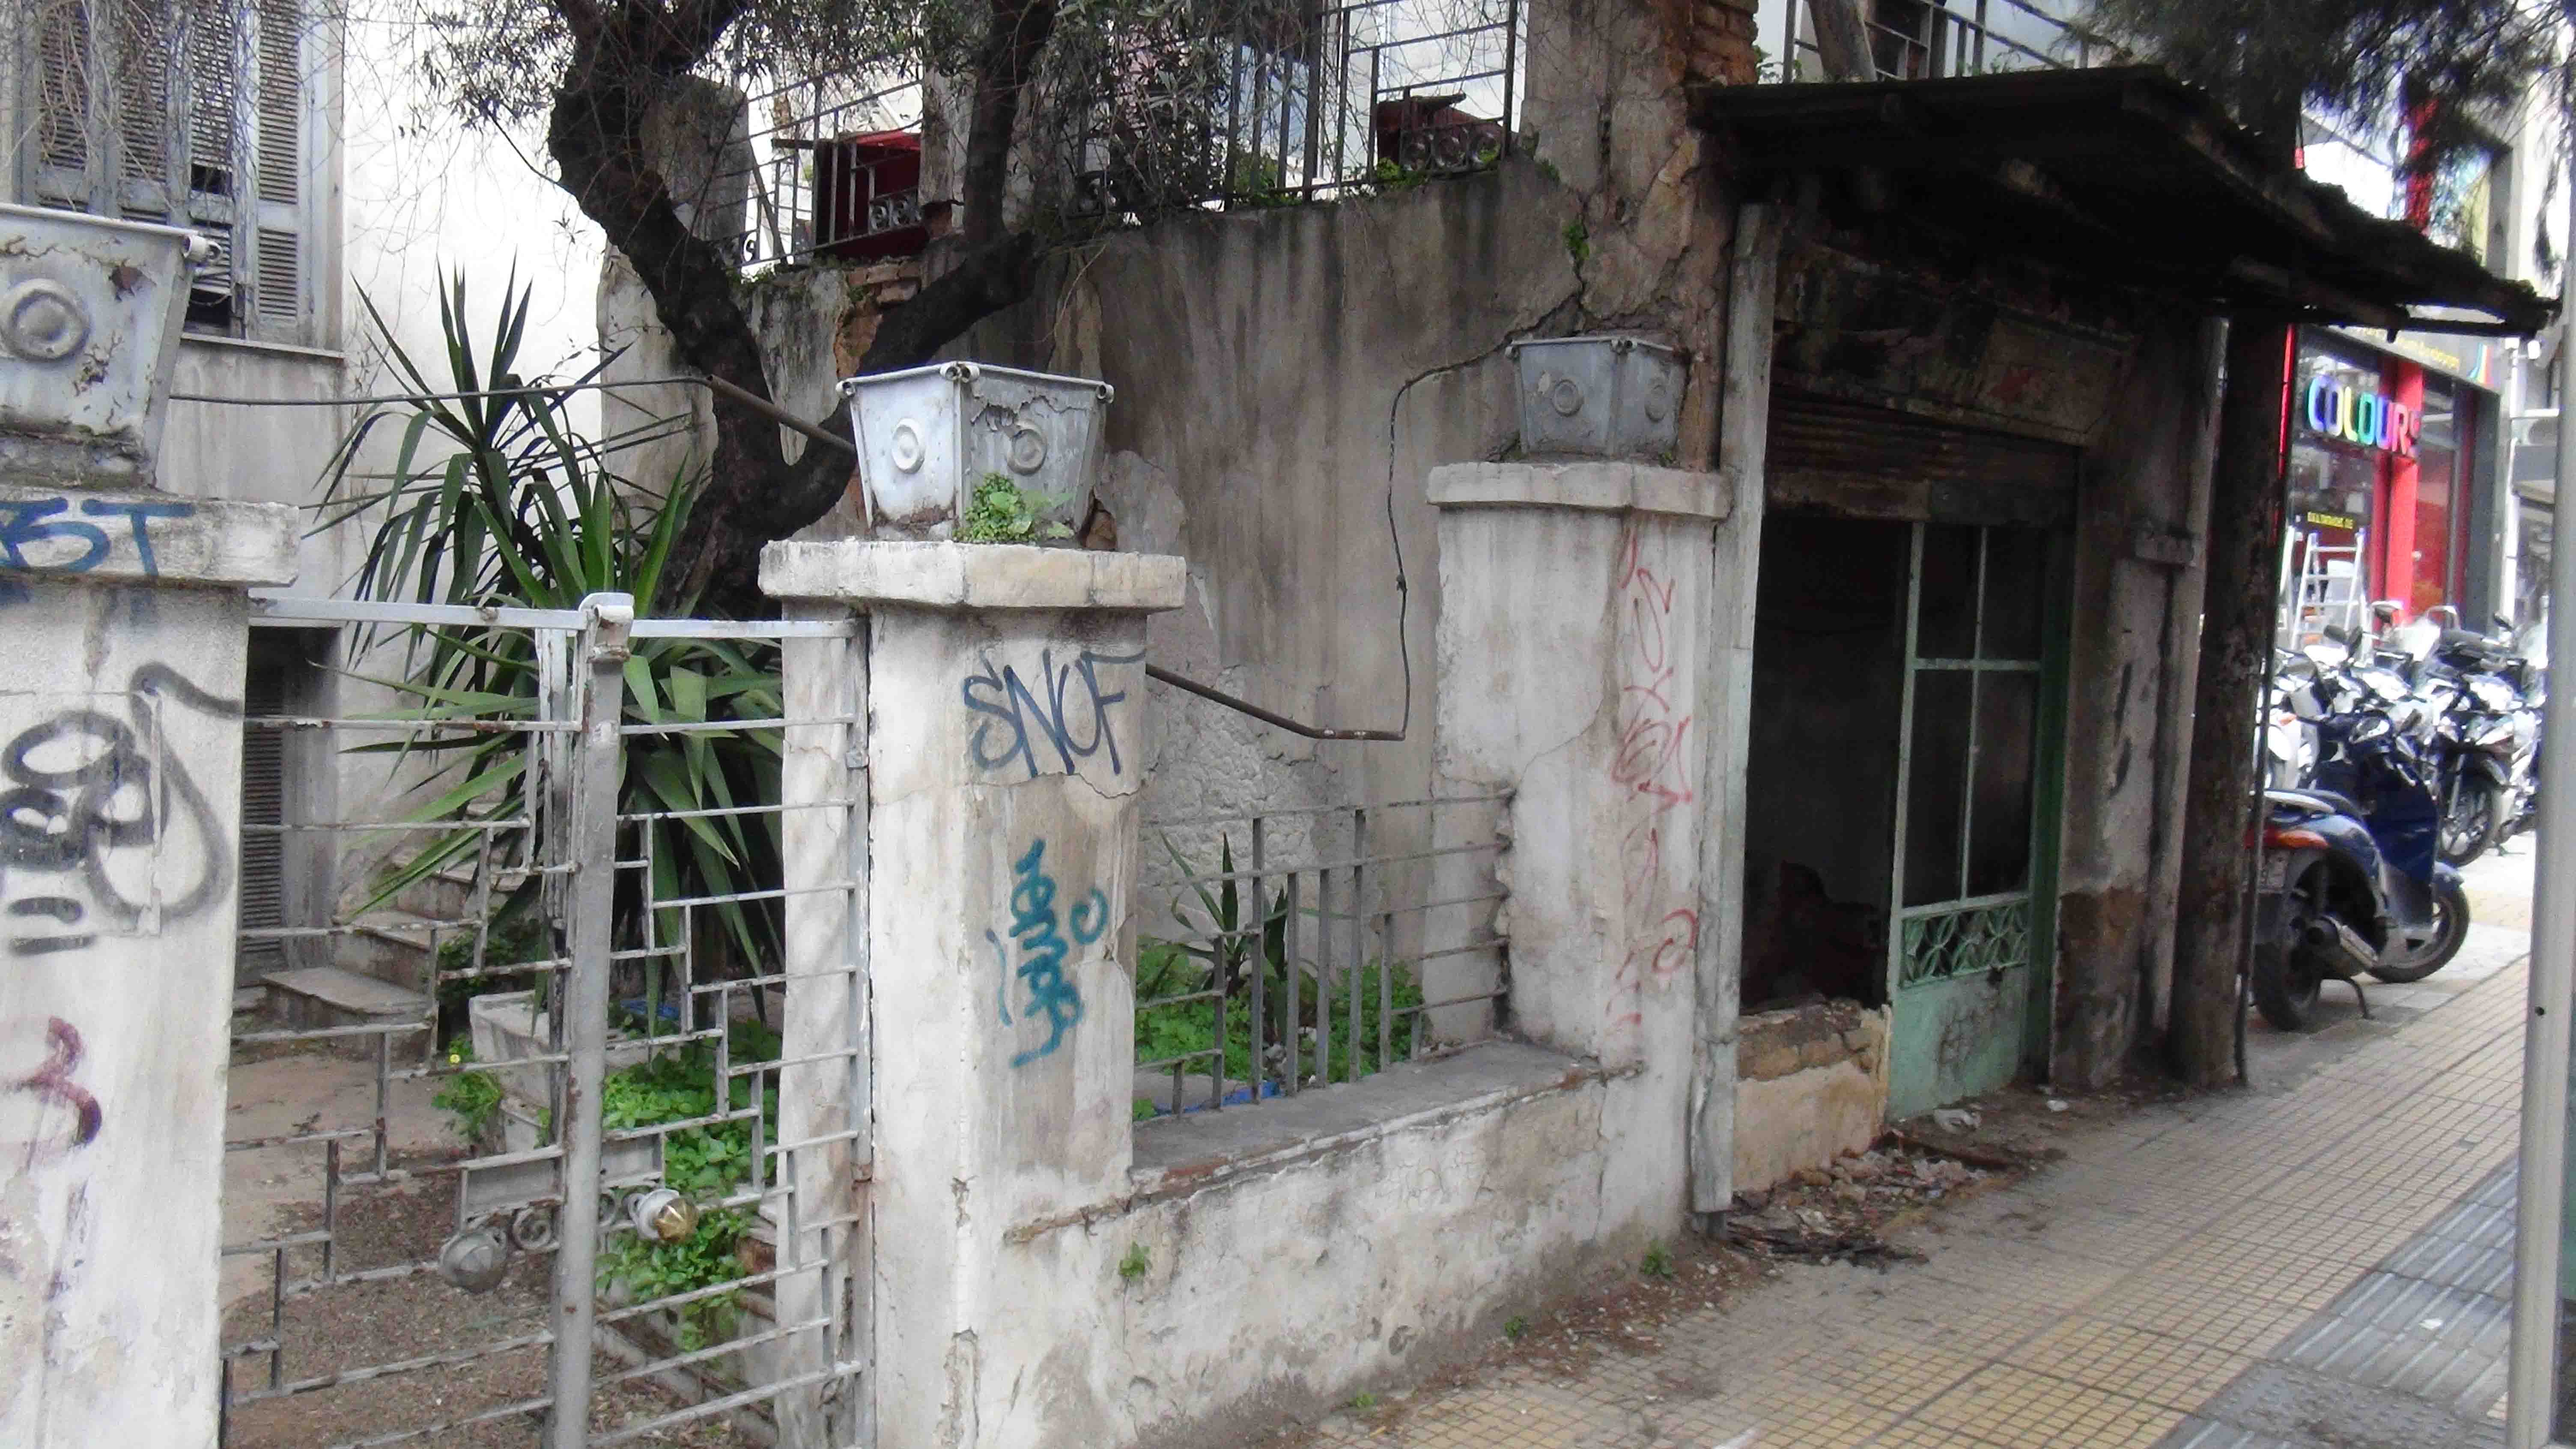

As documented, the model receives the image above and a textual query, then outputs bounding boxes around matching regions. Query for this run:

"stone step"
[393,861,533,926]
[334,909,439,991]
[263,966,432,1039]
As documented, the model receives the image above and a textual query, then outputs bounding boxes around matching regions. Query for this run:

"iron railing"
[1067,0,1522,219]
[221,594,870,1448]
[1132,794,1509,1117]
[698,67,929,274]
[1782,0,2125,82]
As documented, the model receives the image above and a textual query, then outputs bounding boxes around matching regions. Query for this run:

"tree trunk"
[540,0,1060,616]
[2169,317,2290,1085]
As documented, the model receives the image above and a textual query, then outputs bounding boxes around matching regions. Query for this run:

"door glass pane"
[1916,524,1980,659]
[1980,528,2046,661]
[1903,670,1971,907]
[1968,672,2039,896]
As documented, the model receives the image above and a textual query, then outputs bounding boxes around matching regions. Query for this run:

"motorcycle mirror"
[2351,715,2394,742]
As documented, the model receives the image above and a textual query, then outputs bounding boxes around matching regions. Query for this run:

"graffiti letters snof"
[1,664,238,952]
[990,839,1108,1068]
[960,647,1145,782]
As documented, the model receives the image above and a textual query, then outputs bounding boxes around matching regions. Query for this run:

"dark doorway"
[1739,513,1910,1012]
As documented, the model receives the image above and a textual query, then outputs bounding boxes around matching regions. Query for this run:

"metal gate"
[1885,523,2066,1118]
[221,593,870,1449]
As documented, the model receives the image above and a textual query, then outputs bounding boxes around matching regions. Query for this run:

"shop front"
[2283,329,2504,641]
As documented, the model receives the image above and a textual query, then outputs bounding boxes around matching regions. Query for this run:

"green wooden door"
[1885,522,2066,1120]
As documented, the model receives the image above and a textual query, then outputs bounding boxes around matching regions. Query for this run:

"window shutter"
[236,647,288,984]
[33,0,96,190]
[110,0,175,212]
[248,0,305,337]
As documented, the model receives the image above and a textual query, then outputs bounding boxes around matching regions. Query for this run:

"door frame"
[1882,521,2072,1116]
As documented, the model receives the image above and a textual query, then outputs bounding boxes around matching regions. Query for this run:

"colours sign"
[2305,376,2419,458]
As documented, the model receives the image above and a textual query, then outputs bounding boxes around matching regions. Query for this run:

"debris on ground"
[1929,1106,1980,1133]
[1722,1136,2015,1269]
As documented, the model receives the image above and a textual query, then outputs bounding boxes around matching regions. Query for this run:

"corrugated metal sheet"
[1766,392,2077,527]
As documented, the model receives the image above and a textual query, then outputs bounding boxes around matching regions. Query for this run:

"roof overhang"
[1692,67,2555,337]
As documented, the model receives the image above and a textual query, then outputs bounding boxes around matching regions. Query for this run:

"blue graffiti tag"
[0,498,194,579]
[990,839,1108,1067]
[960,647,1145,781]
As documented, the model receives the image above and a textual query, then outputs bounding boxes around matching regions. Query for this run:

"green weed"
[1118,1243,1152,1281]
[959,473,1073,543]
[1641,1240,1675,1279]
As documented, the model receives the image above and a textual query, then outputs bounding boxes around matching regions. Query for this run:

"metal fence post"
[546,591,633,1449]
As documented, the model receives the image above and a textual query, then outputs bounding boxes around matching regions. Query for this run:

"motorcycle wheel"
[2370,874,2472,983]
[2252,941,2323,1031]
[2438,776,2504,867]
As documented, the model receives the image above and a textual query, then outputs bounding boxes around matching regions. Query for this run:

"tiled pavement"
[1290,852,2540,1449]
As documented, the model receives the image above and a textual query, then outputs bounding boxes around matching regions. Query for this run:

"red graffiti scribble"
[1608,529,1704,1031]
[2,1016,103,1170]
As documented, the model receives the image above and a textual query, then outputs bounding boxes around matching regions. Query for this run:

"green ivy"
[601,1020,783,1197]
[958,473,1073,543]
[591,1022,785,1351]
[598,1206,750,1352]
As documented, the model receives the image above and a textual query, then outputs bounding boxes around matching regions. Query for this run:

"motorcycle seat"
[2270,787,2366,820]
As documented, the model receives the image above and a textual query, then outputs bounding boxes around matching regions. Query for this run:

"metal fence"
[1783,0,2125,81]
[1131,794,1509,1117]
[221,594,870,1449]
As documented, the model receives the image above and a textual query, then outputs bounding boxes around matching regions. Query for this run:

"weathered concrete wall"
[0,497,297,1445]
[2051,316,2224,1086]
[996,1044,1627,1449]
[1428,458,1726,1250]
[1732,1000,1888,1192]
[162,340,358,598]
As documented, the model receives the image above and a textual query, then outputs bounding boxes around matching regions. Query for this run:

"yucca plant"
[323,272,783,1015]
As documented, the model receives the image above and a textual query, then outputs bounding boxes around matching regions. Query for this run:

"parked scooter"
[2252,699,2472,1031]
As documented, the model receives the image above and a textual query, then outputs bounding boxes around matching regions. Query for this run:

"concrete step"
[263,966,432,1041]
[390,859,534,927]
[334,909,438,992]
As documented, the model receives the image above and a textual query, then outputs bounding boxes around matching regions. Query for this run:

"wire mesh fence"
[1131,793,1509,1118]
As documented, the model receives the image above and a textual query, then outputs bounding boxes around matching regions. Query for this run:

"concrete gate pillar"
[761,539,1184,1449]
[0,208,298,1443]
[1427,460,1729,1232]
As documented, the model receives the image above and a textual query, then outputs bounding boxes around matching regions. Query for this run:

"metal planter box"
[1507,335,1683,461]
[842,361,1114,541]
[0,202,196,484]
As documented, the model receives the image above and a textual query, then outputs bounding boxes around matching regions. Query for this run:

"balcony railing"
[1064,0,1523,219]
[1781,0,2126,82]
[711,68,929,274]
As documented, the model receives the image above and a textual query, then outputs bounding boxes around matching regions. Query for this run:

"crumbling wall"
[1732,999,1890,1191]
[2051,315,2224,1086]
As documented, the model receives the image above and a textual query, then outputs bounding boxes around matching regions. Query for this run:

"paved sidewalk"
[1288,852,2538,1449]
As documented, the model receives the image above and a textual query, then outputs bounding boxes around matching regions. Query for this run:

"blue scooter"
[2252,705,2472,1031]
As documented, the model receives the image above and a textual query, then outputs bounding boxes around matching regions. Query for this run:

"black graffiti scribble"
[0,663,237,952]
[960,648,1145,781]
[1,1016,104,1169]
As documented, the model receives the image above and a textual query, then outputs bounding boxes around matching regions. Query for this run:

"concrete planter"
[0,202,197,484]
[841,361,1112,540]
[1506,334,1683,461]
